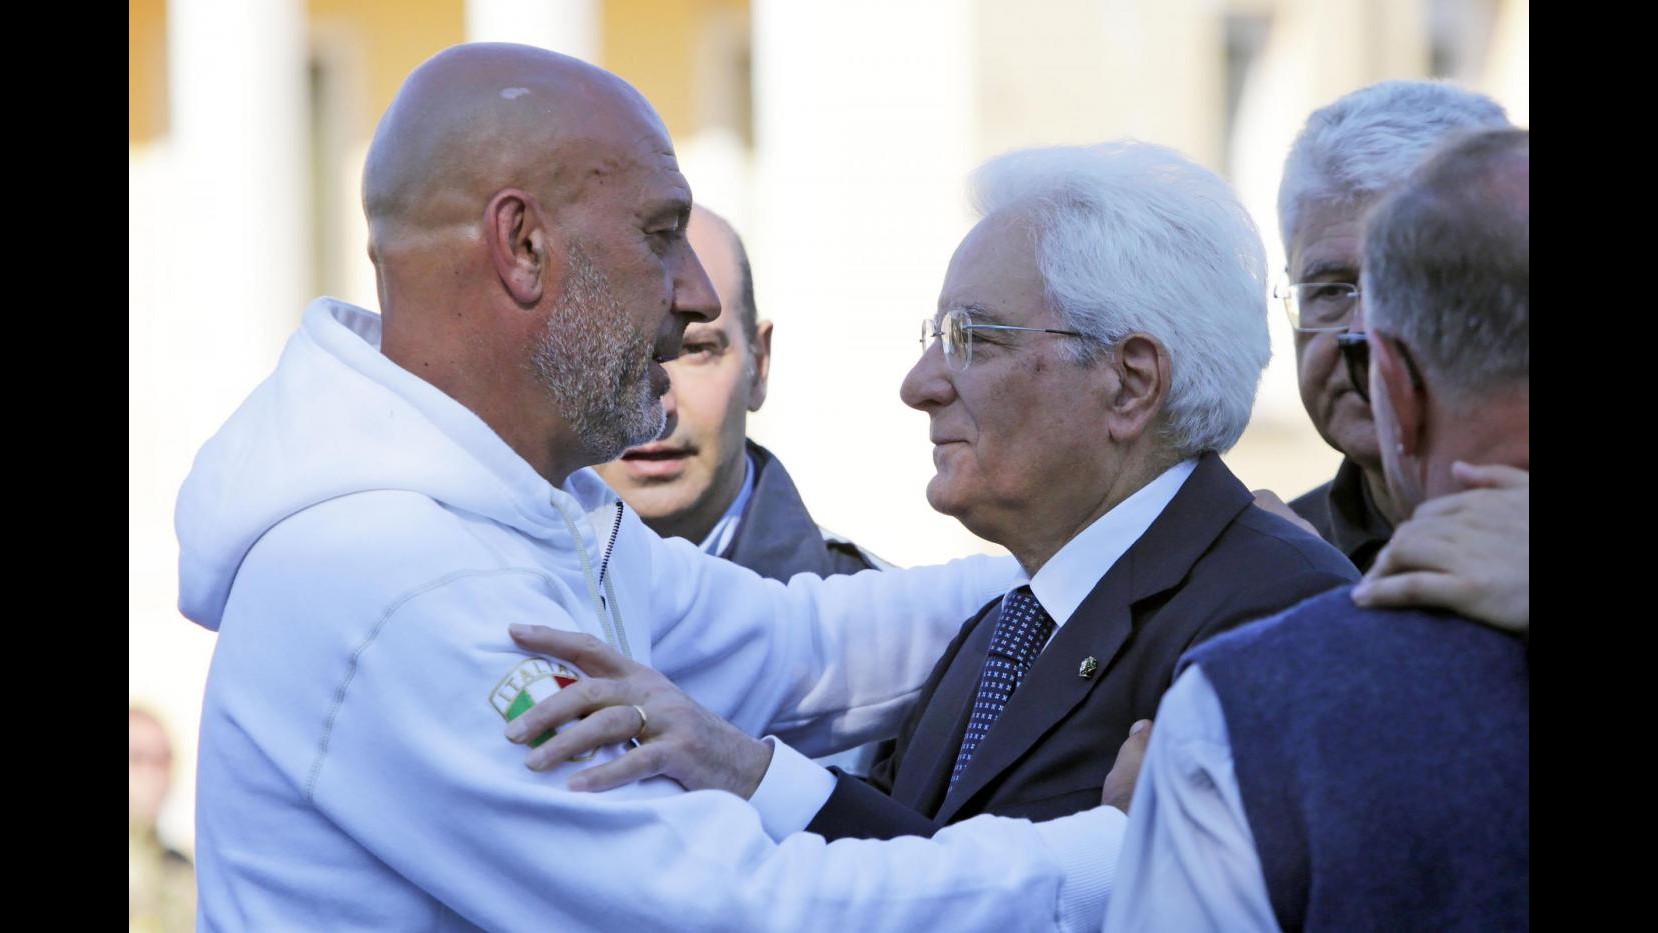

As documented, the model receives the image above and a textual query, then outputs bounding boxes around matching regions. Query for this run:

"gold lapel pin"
[1078,656,1099,679]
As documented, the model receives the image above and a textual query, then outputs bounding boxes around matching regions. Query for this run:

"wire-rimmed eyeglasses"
[1273,276,1362,333]
[919,307,1085,371]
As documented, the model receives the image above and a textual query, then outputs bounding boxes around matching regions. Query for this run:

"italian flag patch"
[489,657,590,758]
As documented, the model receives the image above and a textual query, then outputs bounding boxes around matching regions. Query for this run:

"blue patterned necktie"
[950,586,1055,790]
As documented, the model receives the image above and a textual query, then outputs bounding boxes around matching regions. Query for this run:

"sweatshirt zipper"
[596,501,632,658]
[550,497,630,659]
[597,500,623,602]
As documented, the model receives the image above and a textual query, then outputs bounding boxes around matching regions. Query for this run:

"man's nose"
[900,337,955,412]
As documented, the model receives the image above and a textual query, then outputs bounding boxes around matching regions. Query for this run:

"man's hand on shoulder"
[1101,719,1154,812]
[503,624,775,797]
[1351,462,1528,633]
[1251,489,1321,537]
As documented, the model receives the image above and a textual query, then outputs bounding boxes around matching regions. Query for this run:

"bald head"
[363,43,669,251]
[686,206,757,347]
[360,44,719,486]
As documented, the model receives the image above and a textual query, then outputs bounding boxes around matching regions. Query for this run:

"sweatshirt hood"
[175,298,617,631]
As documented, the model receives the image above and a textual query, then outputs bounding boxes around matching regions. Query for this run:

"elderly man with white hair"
[511,140,1356,854]
[1270,80,1512,575]
[1262,77,1531,636]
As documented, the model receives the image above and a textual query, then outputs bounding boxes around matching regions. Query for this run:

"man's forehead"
[629,131,691,208]
[637,179,692,219]
[938,213,1046,324]
[1289,199,1364,279]
[565,131,691,212]
[687,211,738,267]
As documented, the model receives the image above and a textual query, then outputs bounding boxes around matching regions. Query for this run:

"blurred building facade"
[130,0,1528,853]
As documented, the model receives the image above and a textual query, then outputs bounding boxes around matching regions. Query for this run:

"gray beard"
[530,242,665,465]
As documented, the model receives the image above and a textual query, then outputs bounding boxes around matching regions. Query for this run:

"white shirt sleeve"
[746,737,837,841]
[303,572,1113,932]
[640,528,1023,757]
[1102,665,1279,933]
[743,743,1132,916]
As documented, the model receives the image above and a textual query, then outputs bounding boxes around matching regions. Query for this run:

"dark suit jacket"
[725,440,886,580]
[807,452,1359,840]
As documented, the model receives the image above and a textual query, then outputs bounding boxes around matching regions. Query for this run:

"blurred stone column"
[1485,0,1528,126]
[466,0,600,62]
[166,0,311,436]
[748,0,997,566]
[133,0,310,857]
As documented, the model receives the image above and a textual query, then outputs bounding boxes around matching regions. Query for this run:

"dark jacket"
[808,452,1358,839]
[1289,457,1395,573]
[725,441,887,581]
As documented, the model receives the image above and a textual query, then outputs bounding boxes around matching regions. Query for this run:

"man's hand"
[503,624,775,797]
[1100,719,1153,812]
[1351,462,1528,633]
[1251,489,1321,537]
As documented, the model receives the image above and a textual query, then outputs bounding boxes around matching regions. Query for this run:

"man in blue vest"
[1106,126,1528,931]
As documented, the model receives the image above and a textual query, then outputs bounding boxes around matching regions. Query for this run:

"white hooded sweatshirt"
[175,299,1115,932]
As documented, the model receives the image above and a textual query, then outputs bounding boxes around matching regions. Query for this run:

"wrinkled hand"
[1351,462,1529,633]
[504,624,774,797]
[1251,489,1321,538]
[1100,719,1153,813]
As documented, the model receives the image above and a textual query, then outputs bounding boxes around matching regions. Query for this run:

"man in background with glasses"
[1107,125,1529,933]
[513,140,1355,853]
[1266,79,1529,638]
[1271,80,1511,574]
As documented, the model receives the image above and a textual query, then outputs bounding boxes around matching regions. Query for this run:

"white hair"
[970,140,1269,456]
[1278,80,1510,249]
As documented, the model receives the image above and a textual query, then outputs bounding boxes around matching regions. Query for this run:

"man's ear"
[1104,333,1171,444]
[746,319,774,412]
[484,189,561,307]
[1371,332,1425,459]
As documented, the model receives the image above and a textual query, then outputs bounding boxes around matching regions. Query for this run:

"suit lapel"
[889,599,1001,815]
[934,453,1254,822]
[1109,452,1255,603]
[935,562,1136,822]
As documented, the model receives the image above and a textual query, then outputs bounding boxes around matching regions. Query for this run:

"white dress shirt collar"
[1015,457,1199,629]
[697,451,758,557]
